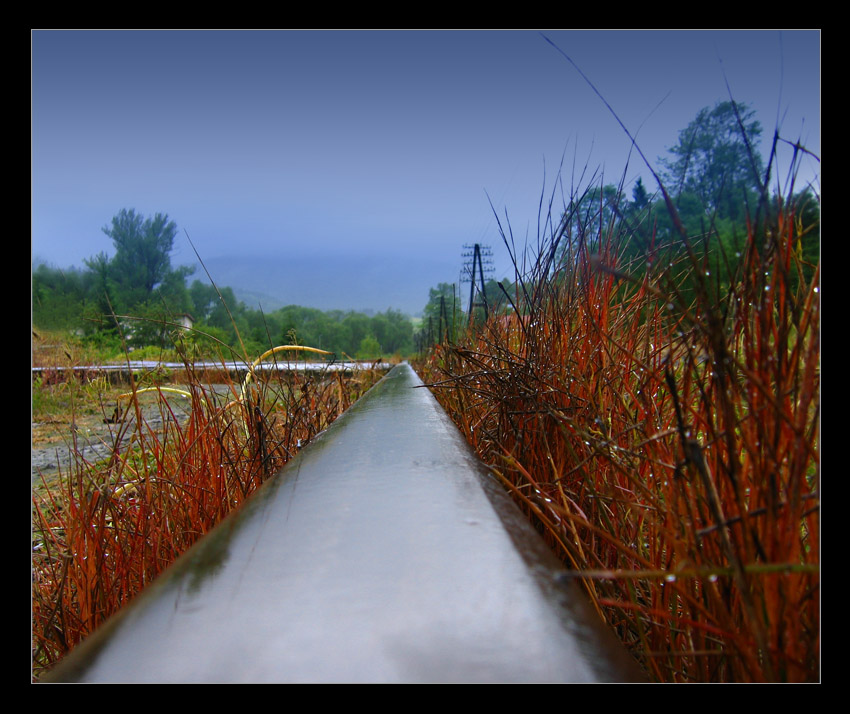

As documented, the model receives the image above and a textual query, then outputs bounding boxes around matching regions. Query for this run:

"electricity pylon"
[460,243,494,325]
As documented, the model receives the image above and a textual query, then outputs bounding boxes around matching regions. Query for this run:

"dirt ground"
[31,365,386,493]
[30,384,233,491]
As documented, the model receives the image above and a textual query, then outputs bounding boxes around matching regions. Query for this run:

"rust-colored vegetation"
[31,336,385,680]
[416,165,819,681]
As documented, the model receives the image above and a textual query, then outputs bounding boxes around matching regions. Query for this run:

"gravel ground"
[31,404,192,484]
[31,385,234,486]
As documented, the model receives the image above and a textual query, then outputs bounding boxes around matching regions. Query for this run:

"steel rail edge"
[41,362,646,684]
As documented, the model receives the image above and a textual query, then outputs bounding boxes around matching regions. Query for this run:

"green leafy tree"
[553,182,628,271]
[615,178,658,259]
[355,334,381,360]
[83,251,117,315]
[190,283,242,332]
[32,262,92,331]
[370,309,414,355]
[631,177,650,211]
[596,101,774,301]
[94,208,193,313]
[660,100,764,224]
[314,318,348,356]
[341,312,372,355]
[189,280,221,323]
[422,283,463,344]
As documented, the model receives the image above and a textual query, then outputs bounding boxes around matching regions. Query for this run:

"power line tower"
[460,243,494,325]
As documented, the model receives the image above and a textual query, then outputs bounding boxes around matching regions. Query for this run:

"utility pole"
[438,295,448,343]
[460,244,494,325]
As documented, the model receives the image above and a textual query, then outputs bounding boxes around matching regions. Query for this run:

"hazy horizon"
[32,30,820,315]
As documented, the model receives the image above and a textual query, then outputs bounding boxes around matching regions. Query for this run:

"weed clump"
[417,159,819,681]
[31,336,385,680]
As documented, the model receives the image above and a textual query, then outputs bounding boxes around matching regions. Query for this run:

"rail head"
[41,362,645,684]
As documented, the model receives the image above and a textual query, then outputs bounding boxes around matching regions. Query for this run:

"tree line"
[418,99,819,348]
[34,100,819,359]
[556,100,819,290]
[33,208,415,360]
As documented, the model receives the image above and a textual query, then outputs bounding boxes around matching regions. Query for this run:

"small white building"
[177,313,195,331]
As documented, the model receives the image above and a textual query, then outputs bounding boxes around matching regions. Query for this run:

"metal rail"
[42,363,645,683]
[32,360,393,384]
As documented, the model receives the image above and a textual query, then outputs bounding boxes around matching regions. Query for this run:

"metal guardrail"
[42,363,645,683]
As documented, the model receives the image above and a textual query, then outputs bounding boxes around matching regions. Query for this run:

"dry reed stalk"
[416,180,819,682]
[32,347,384,680]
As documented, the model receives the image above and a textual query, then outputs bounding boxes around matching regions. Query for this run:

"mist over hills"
[189,252,460,317]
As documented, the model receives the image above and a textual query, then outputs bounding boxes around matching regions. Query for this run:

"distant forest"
[33,100,819,363]
[32,209,416,360]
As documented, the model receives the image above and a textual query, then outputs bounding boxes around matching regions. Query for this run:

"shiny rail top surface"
[44,363,645,683]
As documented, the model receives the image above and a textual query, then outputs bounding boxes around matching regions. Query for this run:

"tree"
[83,251,117,315]
[370,309,414,355]
[96,208,192,312]
[32,261,92,331]
[481,278,513,315]
[659,100,764,223]
[341,312,372,354]
[631,177,650,211]
[421,283,463,344]
[355,334,381,360]
[189,280,220,323]
[554,182,627,268]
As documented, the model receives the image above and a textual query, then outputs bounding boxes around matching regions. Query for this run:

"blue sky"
[31,30,820,315]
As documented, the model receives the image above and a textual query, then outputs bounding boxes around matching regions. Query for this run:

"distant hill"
[189,252,459,316]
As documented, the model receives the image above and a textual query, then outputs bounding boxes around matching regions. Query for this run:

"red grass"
[416,191,819,682]
[32,352,384,680]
